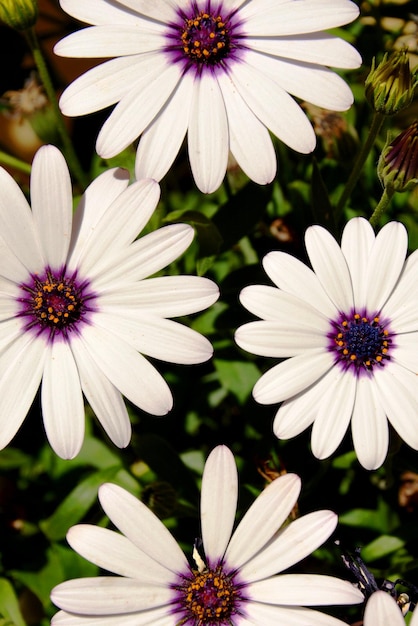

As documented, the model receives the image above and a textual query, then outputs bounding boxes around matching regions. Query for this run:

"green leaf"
[39,465,124,541]
[0,579,25,626]
[214,359,260,404]
[361,535,405,562]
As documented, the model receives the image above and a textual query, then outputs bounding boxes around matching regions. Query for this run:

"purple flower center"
[17,268,96,340]
[181,12,231,64]
[329,312,392,374]
[173,565,244,624]
[165,4,244,72]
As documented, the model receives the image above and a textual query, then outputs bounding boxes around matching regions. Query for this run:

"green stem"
[336,111,385,215]
[0,150,31,175]
[25,28,88,189]
[369,187,394,227]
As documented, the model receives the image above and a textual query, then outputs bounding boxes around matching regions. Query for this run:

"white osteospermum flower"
[364,591,418,626]
[0,145,219,459]
[54,0,361,193]
[51,445,363,625]
[235,217,418,471]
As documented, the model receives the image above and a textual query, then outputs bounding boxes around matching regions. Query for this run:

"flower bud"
[378,122,418,192]
[0,0,38,31]
[365,49,417,115]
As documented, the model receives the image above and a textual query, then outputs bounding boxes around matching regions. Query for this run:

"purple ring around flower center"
[170,560,248,624]
[17,267,97,342]
[164,1,246,74]
[328,310,394,376]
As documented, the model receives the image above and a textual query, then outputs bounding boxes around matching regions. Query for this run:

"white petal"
[262,251,337,319]
[0,167,43,273]
[101,0,177,23]
[93,311,214,364]
[0,334,46,449]
[57,0,155,26]
[246,33,361,69]
[235,320,326,357]
[273,367,339,439]
[188,72,229,193]
[201,446,238,564]
[31,145,72,269]
[381,248,418,328]
[135,71,194,182]
[51,606,173,626]
[79,323,173,416]
[239,510,337,582]
[366,221,408,313]
[225,474,301,571]
[41,341,85,459]
[311,369,356,459]
[68,167,130,269]
[393,334,418,373]
[0,234,29,284]
[98,276,219,317]
[248,574,363,605]
[305,225,353,312]
[74,179,160,277]
[239,285,324,323]
[58,56,152,116]
[373,363,418,449]
[217,71,276,185]
[253,349,334,405]
[341,217,375,309]
[70,337,131,448]
[50,577,173,615]
[96,59,182,159]
[55,24,165,58]
[363,591,405,626]
[66,525,175,583]
[243,49,354,111]
[351,375,389,470]
[240,0,359,35]
[244,602,353,626]
[227,57,316,153]
[91,224,194,286]
[98,483,188,574]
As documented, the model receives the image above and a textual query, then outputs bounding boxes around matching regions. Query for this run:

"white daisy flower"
[364,590,418,626]
[0,144,219,459]
[54,0,361,193]
[235,217,418,470]
[51,445,363,625]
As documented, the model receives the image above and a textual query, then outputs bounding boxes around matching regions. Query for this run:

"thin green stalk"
[336,111,385,215]
[0,150,31,175]
[369,187,394,227]
[25,27,89,189]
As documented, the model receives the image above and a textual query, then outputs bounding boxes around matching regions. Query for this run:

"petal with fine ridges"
[217,71,276,185]
[98,483,188,573]
[253,349,333,405]
[239,510,337,582]
[0,167,43,273]
[305,225,353,312]
[366,221,408,313]
[188,72,229,193]
[79,324,173,415]
[31,146,73,269]
[70,337,131,448]
[67,525,175,583]
[225,474,301,570]
[201,446,238,564]
[136,71,194,182]
[96,59,182,158]
[41,341,85,459]
[351,375,388,470]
